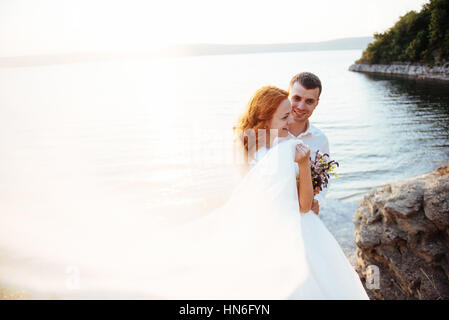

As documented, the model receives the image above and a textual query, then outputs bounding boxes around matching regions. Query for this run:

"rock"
[354,165,449,300]
[348,63,449,81]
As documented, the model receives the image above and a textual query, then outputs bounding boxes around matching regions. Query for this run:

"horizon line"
[0,36,373,60]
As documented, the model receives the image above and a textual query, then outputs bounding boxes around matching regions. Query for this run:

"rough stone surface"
[349,63,449,81]
[354,165,449,300]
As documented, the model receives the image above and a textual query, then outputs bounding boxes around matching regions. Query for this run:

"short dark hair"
[289,72,322,96]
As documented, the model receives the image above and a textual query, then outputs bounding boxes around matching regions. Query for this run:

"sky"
[0,0,430,57]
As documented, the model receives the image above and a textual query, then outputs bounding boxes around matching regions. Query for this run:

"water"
[1,50,449,268]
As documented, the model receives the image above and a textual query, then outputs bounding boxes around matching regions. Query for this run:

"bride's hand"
[294,143,310,165]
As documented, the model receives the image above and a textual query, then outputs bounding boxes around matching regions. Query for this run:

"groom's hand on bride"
[311,199,319,215]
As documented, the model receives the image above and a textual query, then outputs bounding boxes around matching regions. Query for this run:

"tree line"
[356,0,449,65]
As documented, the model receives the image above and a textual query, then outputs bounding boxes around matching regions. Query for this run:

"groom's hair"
[289,72,322,96]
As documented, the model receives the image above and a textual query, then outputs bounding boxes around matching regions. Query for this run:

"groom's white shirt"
[286,121,330,205]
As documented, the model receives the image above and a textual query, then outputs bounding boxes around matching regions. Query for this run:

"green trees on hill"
[356,0,449,65]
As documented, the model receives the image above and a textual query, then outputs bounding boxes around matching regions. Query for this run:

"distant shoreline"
[348,63,449,81]
[0,37,372,68]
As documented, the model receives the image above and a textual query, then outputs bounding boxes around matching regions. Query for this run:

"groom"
[287,72,330,215]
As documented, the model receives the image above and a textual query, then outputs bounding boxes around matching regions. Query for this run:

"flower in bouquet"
[296,150,339,190]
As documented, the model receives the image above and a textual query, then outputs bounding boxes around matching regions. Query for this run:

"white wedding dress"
[249,139,369,300]
[125,138,369,299]
[0,138,369,299]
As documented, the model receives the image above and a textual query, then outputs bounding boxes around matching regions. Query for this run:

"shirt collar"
[288,121,314,139]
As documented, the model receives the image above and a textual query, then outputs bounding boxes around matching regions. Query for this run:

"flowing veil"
[79,138,311,299]
[111,138,311,299]
[0,139,312,299]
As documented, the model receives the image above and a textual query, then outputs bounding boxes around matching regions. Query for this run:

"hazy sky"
[0,0,429,57]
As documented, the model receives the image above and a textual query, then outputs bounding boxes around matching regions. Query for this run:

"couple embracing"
[235,72,329,216]
[139,72,370,300]
[227,72,369,299]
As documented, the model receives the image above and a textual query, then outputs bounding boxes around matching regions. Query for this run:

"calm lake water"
[1,49,449,259]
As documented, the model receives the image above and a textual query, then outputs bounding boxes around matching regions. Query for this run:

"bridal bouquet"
[297,150,339,190]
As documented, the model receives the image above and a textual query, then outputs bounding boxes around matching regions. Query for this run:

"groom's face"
[288,82,320,122]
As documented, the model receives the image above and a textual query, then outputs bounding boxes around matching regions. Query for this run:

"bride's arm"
[295,144,314,213]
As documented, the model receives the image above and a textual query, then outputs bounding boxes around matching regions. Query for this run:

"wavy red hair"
[234,86,289,163]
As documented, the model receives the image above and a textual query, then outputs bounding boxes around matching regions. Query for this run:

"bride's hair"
[234,86,288,164]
